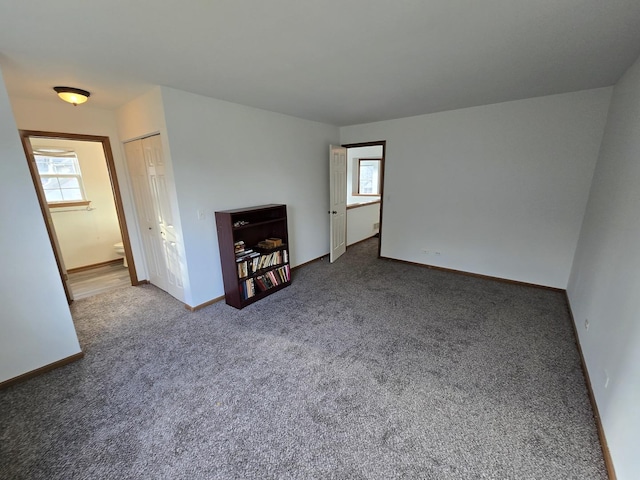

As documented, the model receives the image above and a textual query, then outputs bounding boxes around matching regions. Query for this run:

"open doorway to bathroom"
[20,130,138,301]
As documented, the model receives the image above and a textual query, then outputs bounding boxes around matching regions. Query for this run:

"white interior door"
[124,137,169,292]
[141,135,184,295]
[329,145,347,262]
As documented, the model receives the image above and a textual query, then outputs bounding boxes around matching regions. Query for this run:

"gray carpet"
[0,238,607,479]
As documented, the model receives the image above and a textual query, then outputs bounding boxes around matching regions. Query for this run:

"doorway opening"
[342,141,386,258]
[20,130,139,302]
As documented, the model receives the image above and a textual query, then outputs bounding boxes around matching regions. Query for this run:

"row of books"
[236,249,288,278]
[239,265,291,300]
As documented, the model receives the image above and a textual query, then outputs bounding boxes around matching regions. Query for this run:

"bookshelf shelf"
[232,218,284,231]
[215,204,291,309]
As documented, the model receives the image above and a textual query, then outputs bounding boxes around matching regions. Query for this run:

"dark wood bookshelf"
[215,204,291,309]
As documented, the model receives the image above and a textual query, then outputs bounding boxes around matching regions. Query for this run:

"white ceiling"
[1,0,640,126]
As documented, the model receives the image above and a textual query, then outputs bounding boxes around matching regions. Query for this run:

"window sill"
[48,200,91,209]
[347,200,381,210]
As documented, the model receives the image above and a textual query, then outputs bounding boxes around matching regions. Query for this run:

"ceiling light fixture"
[53,86,90,106]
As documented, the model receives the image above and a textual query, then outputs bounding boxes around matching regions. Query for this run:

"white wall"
[117,87,167,142]
[347,145,382,205]
[0,69,81,383]
[567,56,640,480]
[160,87,340,306]
[347,203,380,246]
[9,96,144,281]
[30,138,122,269]
[341,88,612,288]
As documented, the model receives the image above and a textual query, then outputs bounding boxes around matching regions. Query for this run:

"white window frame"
[33,149,90,208]
[355,158,381,196]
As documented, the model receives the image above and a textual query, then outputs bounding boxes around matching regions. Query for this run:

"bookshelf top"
[216,204,285,215]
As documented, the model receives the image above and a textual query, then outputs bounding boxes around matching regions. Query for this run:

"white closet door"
[142,135,184,293]
[124,137,170,293]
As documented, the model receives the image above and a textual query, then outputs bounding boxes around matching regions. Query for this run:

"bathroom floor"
[67,262,131,300]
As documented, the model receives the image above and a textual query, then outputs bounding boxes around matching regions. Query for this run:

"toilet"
[114,241,128,267]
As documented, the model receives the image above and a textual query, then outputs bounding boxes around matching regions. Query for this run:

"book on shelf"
[257,238,282,249]
[255,276,267,292]
[235,249,254,258]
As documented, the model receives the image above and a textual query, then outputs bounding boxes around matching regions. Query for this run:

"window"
[33,149,89,207]
[357,158,381,195]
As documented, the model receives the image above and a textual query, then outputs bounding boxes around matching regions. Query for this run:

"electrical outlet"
[435,251,441,256]
[197,209,206,221]
[421,249,429,254]
[585,318,589,330]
